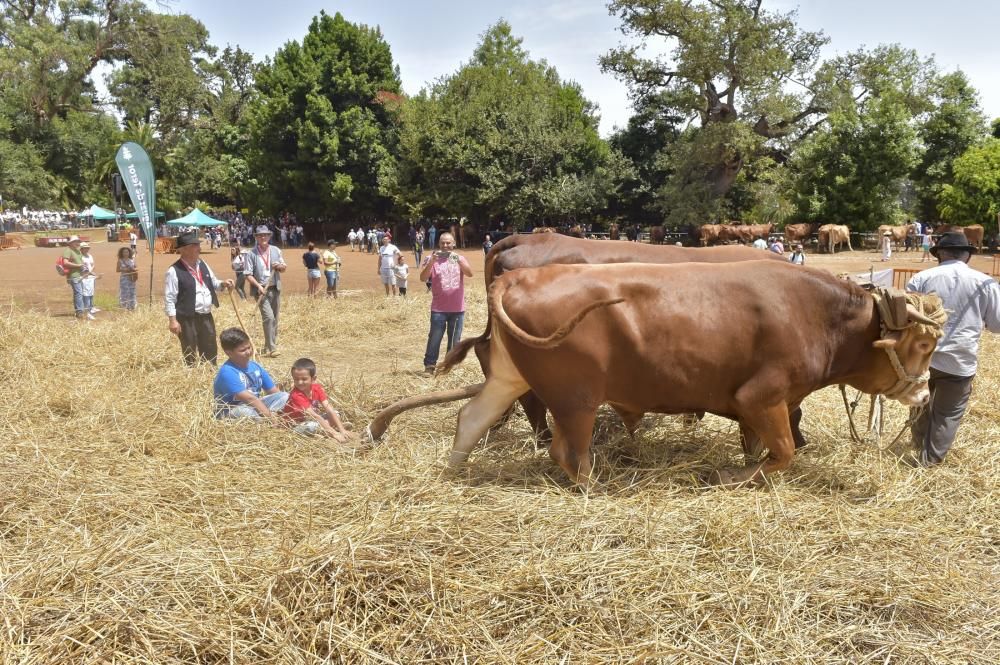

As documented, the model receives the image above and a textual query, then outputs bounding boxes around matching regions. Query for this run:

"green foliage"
[939,138,1000,230]
[394,21,627,228]
[912,71,987,222]
[245,11,401,219]
[790,99,918,230]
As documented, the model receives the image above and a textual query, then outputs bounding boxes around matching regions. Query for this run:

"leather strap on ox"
[871,287,930,401]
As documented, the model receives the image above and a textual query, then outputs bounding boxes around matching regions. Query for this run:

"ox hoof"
[363,425,380,446]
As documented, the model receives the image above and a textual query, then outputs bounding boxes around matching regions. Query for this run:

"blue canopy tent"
[166,209,227,227]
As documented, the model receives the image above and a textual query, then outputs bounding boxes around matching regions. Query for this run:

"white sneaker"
[90,307,100,314]
[86,313,96,320]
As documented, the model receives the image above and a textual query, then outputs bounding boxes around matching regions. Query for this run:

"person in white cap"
[244,225,286,357]
[61,236,87,319]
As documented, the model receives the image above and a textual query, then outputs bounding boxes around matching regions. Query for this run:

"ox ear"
[872,331,901,349]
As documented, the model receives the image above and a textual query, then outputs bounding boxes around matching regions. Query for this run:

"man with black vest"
[164,231,234,365]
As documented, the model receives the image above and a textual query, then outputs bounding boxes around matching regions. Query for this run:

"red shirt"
[282,383,328,422]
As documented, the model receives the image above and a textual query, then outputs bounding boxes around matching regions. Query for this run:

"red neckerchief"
[256,244,270,270]
[180,259,204,286]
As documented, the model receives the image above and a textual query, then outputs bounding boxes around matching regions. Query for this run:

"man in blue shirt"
[213,327,288,420]
[906,231,1000,465]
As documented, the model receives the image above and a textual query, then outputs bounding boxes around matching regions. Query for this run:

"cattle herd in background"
[608,220,990,253]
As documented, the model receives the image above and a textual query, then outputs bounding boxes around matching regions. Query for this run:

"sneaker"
[86,313,96,320]
[424,365,436,375]
[90,307,101,314]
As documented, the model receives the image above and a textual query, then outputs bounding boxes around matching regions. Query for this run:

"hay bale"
[0,287,998,663]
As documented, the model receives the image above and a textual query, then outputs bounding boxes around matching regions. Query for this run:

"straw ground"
[0,283,998,663]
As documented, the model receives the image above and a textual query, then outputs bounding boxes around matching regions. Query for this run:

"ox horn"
[906,304,938,327]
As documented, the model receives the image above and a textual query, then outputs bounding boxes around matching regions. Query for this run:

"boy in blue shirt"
[213,328,288,421]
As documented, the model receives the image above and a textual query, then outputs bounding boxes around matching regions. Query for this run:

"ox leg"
[519,391,553,444]
[789,403,807,449]
[450,379,527,468]
[548,409,599,491]
[712,403,796,487]
[615,409,643,438]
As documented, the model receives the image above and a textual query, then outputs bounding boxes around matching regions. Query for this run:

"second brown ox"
[447,261,945,490]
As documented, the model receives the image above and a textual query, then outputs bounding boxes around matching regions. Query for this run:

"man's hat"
[327,238,336,245]
[67,235,81,243]
[931,231,976,257]
[176,231,200,248]
[254,225,272,236]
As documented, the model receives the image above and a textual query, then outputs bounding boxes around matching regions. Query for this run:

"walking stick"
[228,288,259,360]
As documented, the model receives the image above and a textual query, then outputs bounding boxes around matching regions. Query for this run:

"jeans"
[423,311,464,368]
[217,391,289,419]
[68,278,84,316]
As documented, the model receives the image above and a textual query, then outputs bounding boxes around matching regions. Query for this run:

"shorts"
[307,269,321,279]
[325,271,339,288]
[380,269,396,286]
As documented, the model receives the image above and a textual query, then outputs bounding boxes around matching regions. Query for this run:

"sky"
[165,0,1000,136]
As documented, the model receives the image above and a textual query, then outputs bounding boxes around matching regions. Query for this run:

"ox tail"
[490,278,625,349]
[437,336,479,375]
[366,382,485,442]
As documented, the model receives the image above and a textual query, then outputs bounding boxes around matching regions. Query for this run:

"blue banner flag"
[115,142,157,253]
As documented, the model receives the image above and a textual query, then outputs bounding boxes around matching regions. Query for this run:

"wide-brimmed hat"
[930,231,976,257]
[882,231,892,236]
[254,225,272,236]
[176,231,200,248]
[67,235,81,243]
[79,242,90,249]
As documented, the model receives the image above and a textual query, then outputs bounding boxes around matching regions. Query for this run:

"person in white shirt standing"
[164,231,234,365]
[906,231,1000,465]
[376,234,401,296]
[244,225,287,357]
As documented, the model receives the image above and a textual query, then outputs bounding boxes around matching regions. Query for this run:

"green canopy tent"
[125,210,166,220]
[83,204,117,221]
[165,209,227,227]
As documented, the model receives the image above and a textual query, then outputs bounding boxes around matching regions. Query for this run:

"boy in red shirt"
[282,357,354,443]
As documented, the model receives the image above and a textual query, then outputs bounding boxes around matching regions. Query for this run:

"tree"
[912,71,987,223]
[939,138,1000,231]
[601,0,934,224]
[393,21,628,228]
[245,11,401,219]
[789,98,918,230]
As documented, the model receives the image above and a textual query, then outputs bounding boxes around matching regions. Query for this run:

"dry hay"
[0,285,998,664]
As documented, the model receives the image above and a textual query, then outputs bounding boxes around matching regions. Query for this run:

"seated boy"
[282,357,354,443]
[213,327,288,420]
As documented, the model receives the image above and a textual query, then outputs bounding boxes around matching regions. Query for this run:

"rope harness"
[839,286,947,447]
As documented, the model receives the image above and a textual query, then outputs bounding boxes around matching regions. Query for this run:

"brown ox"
[448,261,945,490]
[649,225,666,244]
[784,223,817,244]
[878,225,909,249]
[725,222,773,245]
[936,224,984,251]
[608,223,620,240]
[818,224,853,253]
[699,224,724,246]
[367,233,789,442]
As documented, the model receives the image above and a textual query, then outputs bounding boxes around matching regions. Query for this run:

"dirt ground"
[1,232,996,316]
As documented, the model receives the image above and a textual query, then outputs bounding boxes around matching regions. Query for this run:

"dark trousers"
[910,367,975,465]
[177,313,218,366]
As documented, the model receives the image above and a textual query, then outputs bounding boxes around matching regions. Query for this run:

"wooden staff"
[227,288,260,360]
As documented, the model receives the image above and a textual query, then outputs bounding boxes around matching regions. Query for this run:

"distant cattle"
[532,227,556,234]
[936,224,984,251]
[609,223,620,240]
[878,225,909,249]
[818,224,853,253]
[649,225,666,244]
[699,224,724,246]
[784,223,818,244]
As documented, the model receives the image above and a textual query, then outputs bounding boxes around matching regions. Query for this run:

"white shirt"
[164,260,224,316]
[379,243,400,270]
[393,262,409,285]
[752,238,767,250]
[907,260,1000,376]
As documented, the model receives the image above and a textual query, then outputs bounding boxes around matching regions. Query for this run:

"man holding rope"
[164,231,235,365]
[906,231,1000,466]
[244,225,287,358]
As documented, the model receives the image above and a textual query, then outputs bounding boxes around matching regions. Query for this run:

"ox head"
[869,292,947,406]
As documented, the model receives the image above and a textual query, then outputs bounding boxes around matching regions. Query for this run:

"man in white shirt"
[164,231,234,365]
[376,234,401,296]
[752,236,767,250]
[906,231,1000,465]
